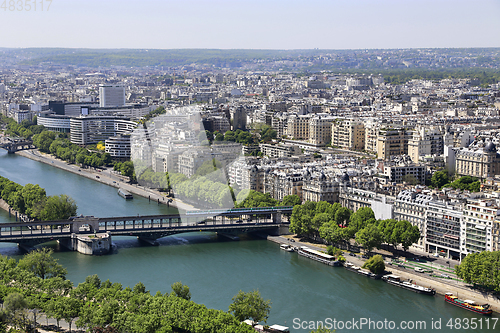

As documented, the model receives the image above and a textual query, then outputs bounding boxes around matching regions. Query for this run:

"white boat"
[382,274,436,295]
[344,262,377,278]
[280,244,294,252]
[118,188,133,199]
[298,246,341,266]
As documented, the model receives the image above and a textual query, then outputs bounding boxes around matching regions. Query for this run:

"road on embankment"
[16,149,196,212]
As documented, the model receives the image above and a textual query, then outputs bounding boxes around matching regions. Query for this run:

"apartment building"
[339,186,394,220]
[377,128,409,160]
[309,115,335,146]
[286,114,311,140]
[271,116,286,139]
[364,122,380,153]
[394,190,431,252]
[425,201,463,260]
[13,110,32,123]
[177,149,210,178]
[493,218,500,252]
[259,143,301,158]
[408,126,445,163]
[70,116,136,145]
[302,171,340,204]
[379,156,426,184]
[461,199,498,254]
[331,119,365,150]
[228,157,263,192]
[339,187,376,212]
[105,134,131,159]
[232,105,247,130]
[263,170,303,202]
[455,142,500,179]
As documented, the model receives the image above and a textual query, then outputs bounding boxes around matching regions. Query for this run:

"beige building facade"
[331,120,365,150]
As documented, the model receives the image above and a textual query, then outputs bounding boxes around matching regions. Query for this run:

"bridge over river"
[0,206,293,254]
[0,137,35,154]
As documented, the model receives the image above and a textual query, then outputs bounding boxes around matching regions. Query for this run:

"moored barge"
[444,293,492,315]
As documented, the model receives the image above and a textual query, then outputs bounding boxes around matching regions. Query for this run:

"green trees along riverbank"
[32,132,112,169]
[455,251,500,293]
[0,116,44,140]
[290,204,420,254]
[0,176,77,221]
[0,250,267,333]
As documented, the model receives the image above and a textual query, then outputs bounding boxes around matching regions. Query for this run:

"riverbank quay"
[0,198,30,222]
[15,149,196,212]
[268,235,500,314]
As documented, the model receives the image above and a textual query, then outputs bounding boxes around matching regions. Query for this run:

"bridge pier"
[18,243,37,252]
[272,213,282,224]
[59,233,111,255]
[264,225,291,236]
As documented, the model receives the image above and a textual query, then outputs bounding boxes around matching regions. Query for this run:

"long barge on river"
[297,246,342,266]
[444,293,492,315]
[382,274,435,295]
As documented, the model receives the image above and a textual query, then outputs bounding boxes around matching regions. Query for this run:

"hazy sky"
[1,0,499,49]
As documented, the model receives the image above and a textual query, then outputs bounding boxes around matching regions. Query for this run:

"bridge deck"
[0,207,292,243]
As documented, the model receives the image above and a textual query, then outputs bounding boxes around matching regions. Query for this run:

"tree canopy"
[32,132,112,169]
[362,255,386,275]
[446,176,481,192]
[431,170,449,189]
[0,176,77,221]
[17,248,67,280]
[33,194,78,221]
[236,190,278,208]
[355,224,384,253]
[170,282,191,301]
[281,194,301,207]
[0,251,256,333]
[229,290,271,323]
[455,251,500,293]
[290,201,421,253]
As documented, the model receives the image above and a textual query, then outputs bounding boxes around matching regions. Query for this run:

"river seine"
[0,150,497,332]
